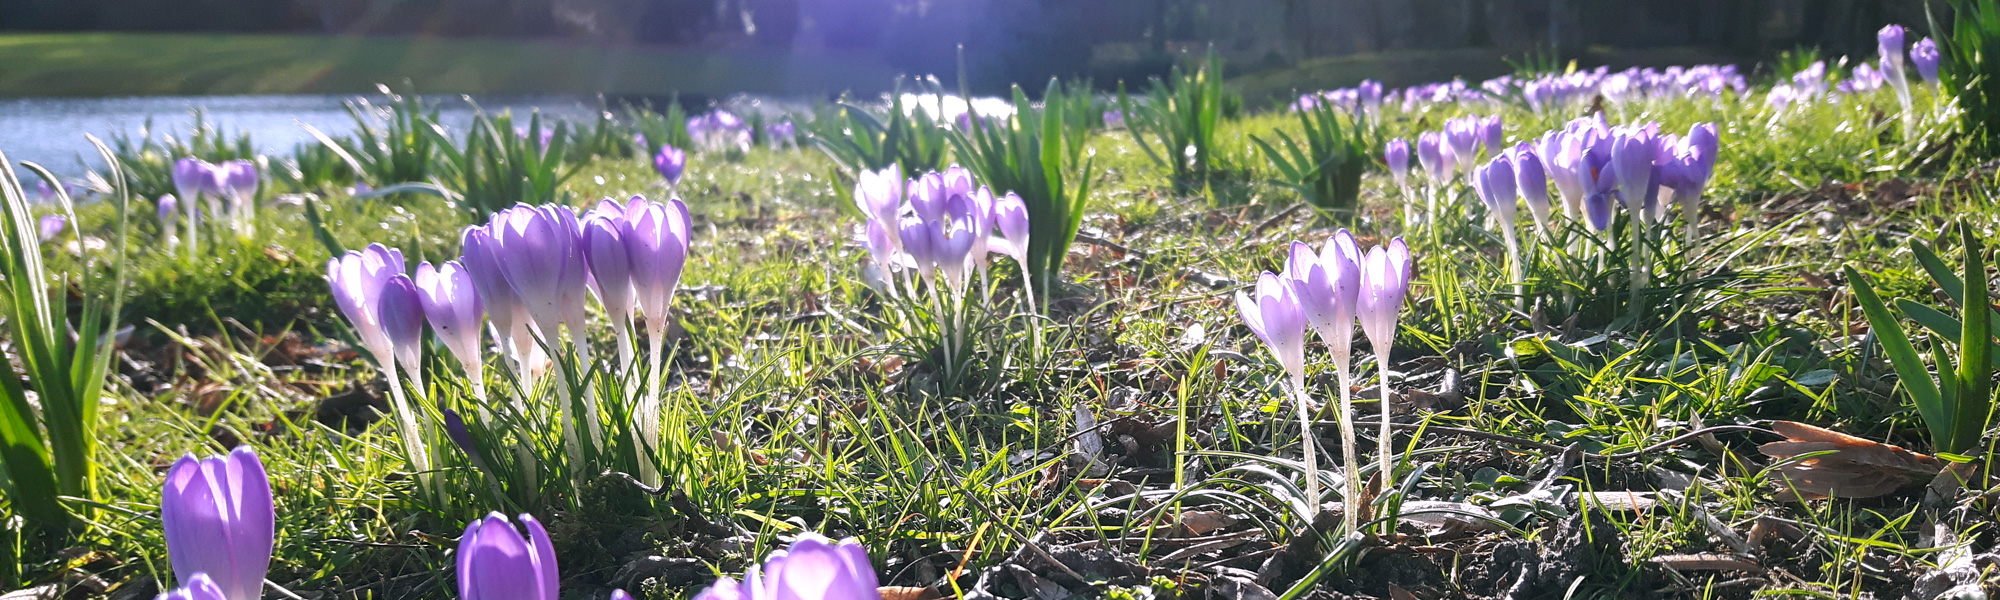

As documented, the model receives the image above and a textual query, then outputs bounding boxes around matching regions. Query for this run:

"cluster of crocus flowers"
[327,196,691,485]
[1466,116,1717,305]
[687,110,751,153]
[692,534,883,600]
[853,164,1031,382]
[1394,114,1501,225]
[170,157,260,253]
[1237,232,1411,533]
[158,447,274,600]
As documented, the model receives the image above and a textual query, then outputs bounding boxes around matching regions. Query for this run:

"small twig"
[1250,202,1307,236]
[323,539,424,549]
[614,471,737,538]
[1338,422,1778,461]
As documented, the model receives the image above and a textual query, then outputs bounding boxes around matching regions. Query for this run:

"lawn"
[0,33,899,97]
[1,41,1996,600]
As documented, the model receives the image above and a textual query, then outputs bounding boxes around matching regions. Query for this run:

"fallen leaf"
[1578,491,1656,512]
[1648,553,1761,571]
[1757,421,1941,499]
[878,586,941,600]
[1387,583,1419,600]
[1398,501,1501,537]
[1174,510,1237,537]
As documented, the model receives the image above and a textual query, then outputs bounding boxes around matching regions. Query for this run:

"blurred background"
[0,0,1934,99]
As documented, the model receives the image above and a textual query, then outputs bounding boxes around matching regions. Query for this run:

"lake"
[0,94,613,178]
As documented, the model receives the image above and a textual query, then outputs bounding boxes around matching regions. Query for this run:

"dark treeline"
[0,0,1939,91]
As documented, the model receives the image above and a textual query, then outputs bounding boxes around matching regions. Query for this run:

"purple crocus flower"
[1283,241,1355,356]
[460,225,533,369]
[158,573,228,600]
[158,195,178,223]
[624,196,691,338]
[171,158,213,207]
[899,215,938,283]
[1355,238,1411,370]
[377,273,427,383]
[414,261,485,388]
[855,164,905,244]
[1236,272,1308,380]
[941,165,976,200]
[991,191,1030,267]
[1609,125,1660,214]
[39,214,65,241]
[1478,115,1504,157]
[223,160,258,200]
[161,447,273,600]
[1913,38,1941,84]
[457,513,559,600]
[1385,139,1411,188]
[1416,132,1448,184]
[744,534,882,600]
[692,578,743,600]
[965,186,997,274]
[1880,25,1908,80]
[1443,118,1480,174]
[1473,156,1517,225]
[1103,110,1124,129]
[611,591,636,600]
[327,243,407,370]
[907,172,947,224]
[655,145,686,186]
[1509,144,1552,232]
[583,210,636,324]
[491,204,590,346]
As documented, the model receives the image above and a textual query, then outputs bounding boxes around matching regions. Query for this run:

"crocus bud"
[1417,132,1447,183]
[157,573,228,600]
[1880,25,1907,75]
[1284,241,1355,353]
[942,165,976,199]
[1443,118,1479,173]
[492,204,589,340]
[158,195,178,222]
[327,243,407,371]
[1913,38,1941,84]
[172,157,212,203]
[1509,144,1552,231]
[1474,156,1518,224]
[1609,125,1659,213]
[583,213,636,322]
[992,191,1030,266]
[162,447,273,600]
[855,164,906,235]
[1385,139,1411,188]
[612,591,636,600]
[414,261,485,378]
[377,273,427,381]
[457,513,559,600]
[441,408,484,465]
[965,187,996,273]
[1236,272,1308,381]
[1103,110,1124,128]
[899,215,937,281]
[745,534,882,600]
[1355,238,1411,355]
[223,160,258,200]
[1478,115,1504,157]
[460,225,529,360]
[39,214,65,241]
[625,197,691,334]
[1321,230,1363,363]
[654,145,686,185]
[907,172,947,223]
[863,218,898,275]
[692,579,743,600]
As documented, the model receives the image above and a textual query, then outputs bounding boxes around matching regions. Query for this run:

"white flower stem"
[1290,373,1320,522]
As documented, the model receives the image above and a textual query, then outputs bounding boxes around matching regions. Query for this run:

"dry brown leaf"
[1387,583,1419,600]
[878,586,941,600]
[1757,421,1941,500]
[1174,510,1236,537]
[1578,491,1656,512]
[1648,553,1762,571]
